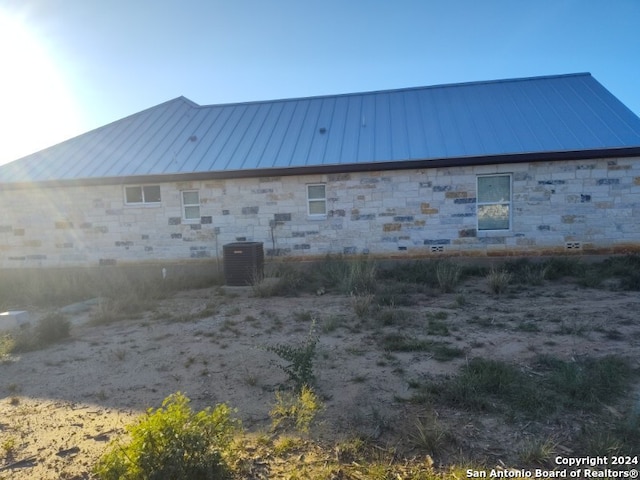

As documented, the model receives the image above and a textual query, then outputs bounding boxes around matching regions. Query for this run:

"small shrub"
[94,392,239,480]
[374,307,412,327]
[316,254,378,294]
[486,268,511,294]
[1,437,16,459]
[0,334,15,360]
[321,315,342,333]
[351,293,374,319]
[35,312,70,346]
[4,312,71,353]
[523,265,548,286]
[426,318,450,336]
[519,437,557,466]
[436,260,462,293]
[379,334,463,361]
[454,293,467,307]
[543,257,585,280]
[252,264,306,297]
[516,321,541,332]
[504,259,547,285]
[293,310,313,323]
[265,322,318,390]
[410,414,456,454]
[272,435,304,456]
[342,256,377,295]
[270,385,323,433]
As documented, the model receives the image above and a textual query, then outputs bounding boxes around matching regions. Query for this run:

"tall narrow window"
[477,175,511,230]
[124,185,161,204]
[182,191,200,221]
[307,184,326,216]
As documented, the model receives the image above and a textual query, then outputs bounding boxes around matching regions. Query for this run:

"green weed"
[265,322,318,390]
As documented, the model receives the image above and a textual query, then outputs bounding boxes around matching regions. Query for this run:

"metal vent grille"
[565,241,582,250]
[430,246,444,253]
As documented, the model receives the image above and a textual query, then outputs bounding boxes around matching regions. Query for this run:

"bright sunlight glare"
[0,9,83,165]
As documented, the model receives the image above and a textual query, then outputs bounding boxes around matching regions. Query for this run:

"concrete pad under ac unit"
[0,310,30,331]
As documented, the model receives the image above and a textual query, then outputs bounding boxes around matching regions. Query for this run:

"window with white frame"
[307,184,326,216]
[477,175,511,230]
[182,190,200,221]
[124,185,161,204]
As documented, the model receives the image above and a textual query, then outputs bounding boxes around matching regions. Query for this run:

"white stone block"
[0,311,30,331]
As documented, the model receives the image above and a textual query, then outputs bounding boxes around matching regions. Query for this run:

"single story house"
[1,72,640,268]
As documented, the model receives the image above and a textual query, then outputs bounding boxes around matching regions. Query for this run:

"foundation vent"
[565,241,582,250]
[430,246,445,253]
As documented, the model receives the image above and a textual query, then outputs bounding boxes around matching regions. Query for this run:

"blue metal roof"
[2,73,640,184]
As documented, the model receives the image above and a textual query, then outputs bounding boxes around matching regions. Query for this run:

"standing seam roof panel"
[374,93,392,161]
[419,88,449,158]
[460,86,504,154]
[514,81,569,151]
[2,73,640,184]
[240,102,279,170]
[126,101,196,176]
[231,103,274,171]
[255,101,291,169]
[357,94,376,162]
[274,100,311,167]
[291,98,324,167]
[187,105,248,172]
[306,97,336,166]
[90,107,169,178]
[389,90,411,160]
[62,115,141,179]
[168,107,229,173]
[213,104,264,171]
[131,102,199,175]
[529,81,581,149]
[339,95,362,164]
[584,77,640,140]
[108,99,191,177]
[499,83,546,152]
[561,77,624,145]
[320,96,346,165]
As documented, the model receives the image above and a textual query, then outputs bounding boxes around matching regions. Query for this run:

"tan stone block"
[444,191,468,199]
[595,201,614,209]
[383,223,402,232]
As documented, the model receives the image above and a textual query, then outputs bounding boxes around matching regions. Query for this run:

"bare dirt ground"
[1,277,640,479]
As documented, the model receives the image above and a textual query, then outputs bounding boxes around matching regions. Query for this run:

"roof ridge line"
[193,73,593,109]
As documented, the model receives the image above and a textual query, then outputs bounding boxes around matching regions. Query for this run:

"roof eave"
[2,146,639,190]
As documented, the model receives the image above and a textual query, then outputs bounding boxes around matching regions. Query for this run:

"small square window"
[307,184,326,216]
[182,190,200,221]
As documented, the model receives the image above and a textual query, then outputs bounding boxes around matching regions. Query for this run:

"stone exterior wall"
[1,156,639,268]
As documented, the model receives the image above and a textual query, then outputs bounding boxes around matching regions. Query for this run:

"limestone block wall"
[0,156,638,268]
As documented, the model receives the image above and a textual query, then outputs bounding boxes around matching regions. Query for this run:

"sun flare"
[0,8,83,165]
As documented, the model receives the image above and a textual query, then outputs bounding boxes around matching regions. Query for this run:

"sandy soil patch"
[1,279,639,478]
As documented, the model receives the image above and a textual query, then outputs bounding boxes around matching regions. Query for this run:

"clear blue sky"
[1,0,639,165]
